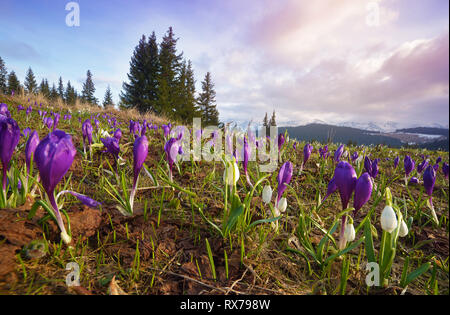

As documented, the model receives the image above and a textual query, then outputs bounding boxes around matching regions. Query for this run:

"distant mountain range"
[277,123,449,151]
[223,119,449,151]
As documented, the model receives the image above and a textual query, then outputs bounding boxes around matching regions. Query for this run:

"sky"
[0,0,448,128]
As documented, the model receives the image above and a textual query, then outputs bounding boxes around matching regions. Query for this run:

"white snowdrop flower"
[278,197,287,213]
[381,205,398,233]
[344,222,356,243]
[399,219,409,237]
[262,185,272,204]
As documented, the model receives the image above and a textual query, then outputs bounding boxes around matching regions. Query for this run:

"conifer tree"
[65,81,77,105]
[7,71,21,95]
[39,79,50,98]
[0,56,7,94]
[158,27,183,117]
[197,72,219,126]
[270,110,277,127]
[121,33,160,113]
[50,83,59,101]
[58,77,64,100]
[263,112,269,136]
[176,59,198,122]
[24,67,37,94]
[103,85,114,108]
[81,70,97,105]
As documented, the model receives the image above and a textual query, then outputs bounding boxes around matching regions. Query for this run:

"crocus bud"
[277,161,293,205]
[423,165,436,197]
[404,156,415,177]
[277,197,287,213]
[394,156,399,169]
[334,144,344,162]
[380,205,398,233]
[334,161,357,210]
[25,130,40,174]
[399,219,408,237]
[0,117,21,190]
[353,172,372,215]
[133,135,149,187]
[443,163,449,180]
[303,143,312,166]
[262,185,272,204]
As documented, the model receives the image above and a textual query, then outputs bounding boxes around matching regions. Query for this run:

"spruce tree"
[0,57,7,94]
[65,81,77,105]
[50,83,59,101]
[24,67,37,94]
[158,27,183,117]
[103,85,114,108]
[58,77,64,100]
[175,59,198,122]
[81,70,97,105]
[197,72,219,126]
[7,71,21,95]
[39,79,50,98]
[121,33,160,113]
[270,110,277,127]
[263,112,269,135]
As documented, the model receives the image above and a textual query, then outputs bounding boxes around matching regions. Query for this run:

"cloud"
[0,39,43,62]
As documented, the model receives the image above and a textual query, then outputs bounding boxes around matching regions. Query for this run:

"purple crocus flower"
[353,172,373,216]
[321,177,337,204]
[334,161,357,210]
[101,137,120,160]
[0,103,11,118]
[53,113,60,131]
[164,137,181,181]
[129,135,148,210]
[61,191,102,209]
[278,134,285,150]
[22,127,31,138]
[243,136,252,187]
[113,128,122,142]
[82,119,93,155]
[26,106,32,116]
[276,161,293,207]
[162,124,171,138]
[394,156,400,169]
[45,117,54,130]
[443,162,449,180]
[433,163,439,172]
[423,165,439,224]
[0,117,21,191]
[409,177,419,184]
[423,166,436,197]
[436,157,442,164]
[25,130,40,175]
[351,152,359,163]
[303,143,313,168]
[417,160,428,174]
[319,145,329,159]
[404,155,415,178]
[34,130,77,243]
[334,144,344,162]
[293,142,297,150]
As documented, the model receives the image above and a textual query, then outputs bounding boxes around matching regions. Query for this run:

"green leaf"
[364,220,376,263]
[404,262,431,287]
